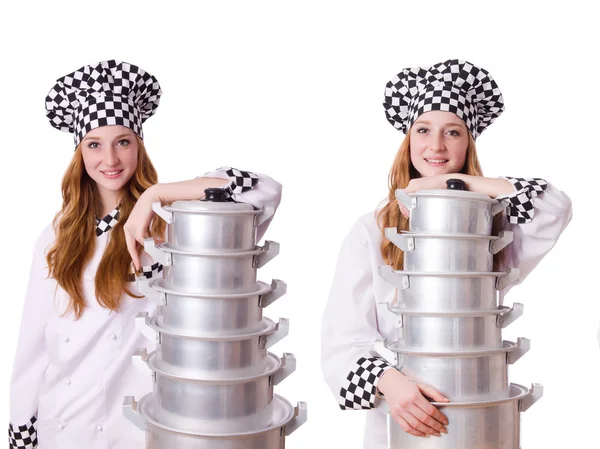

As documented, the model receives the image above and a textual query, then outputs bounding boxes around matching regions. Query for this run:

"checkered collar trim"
[96,206,120,237]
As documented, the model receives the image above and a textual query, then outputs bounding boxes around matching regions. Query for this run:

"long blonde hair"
[377,131,505,271]
[46,136,166,319]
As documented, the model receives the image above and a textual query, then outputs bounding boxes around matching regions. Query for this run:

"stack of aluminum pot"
[123,188,307,448]
[374,179,543,449]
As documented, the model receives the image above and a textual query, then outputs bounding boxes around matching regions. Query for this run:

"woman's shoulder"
[347,209,382,246]
[32,222,57,255]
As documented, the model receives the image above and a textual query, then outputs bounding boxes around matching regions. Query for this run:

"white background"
[0,1,596,448]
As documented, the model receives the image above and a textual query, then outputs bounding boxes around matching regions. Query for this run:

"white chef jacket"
[9,168,283,449]
[321,180,573,449]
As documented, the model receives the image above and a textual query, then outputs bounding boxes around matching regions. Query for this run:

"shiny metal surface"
[395,188,506,236]
[138,279,286,336]
[143,353,295,433]
[123,394,307,448]
[385,231,514,273]
[386,383,543,449]
[153,200,274,252]
[384,340,530,401]
[144,240,279,294]
[379,266,520,312]
[392,305,523,352]
[137,314,289,375]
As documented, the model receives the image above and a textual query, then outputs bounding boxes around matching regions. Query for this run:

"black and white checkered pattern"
[45,60,162,146]
[8,416,37,449]
[383,59,504,139]
[95,207,120,237]
[218,167,259,193]
[339,356,392,410]
[498,177,548,224]
[128,262,163,282]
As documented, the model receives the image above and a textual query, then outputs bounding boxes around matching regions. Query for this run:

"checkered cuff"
[497,177,548,224]
[9,417,37,449]
[339,356,393,410]
[128,262,163,282]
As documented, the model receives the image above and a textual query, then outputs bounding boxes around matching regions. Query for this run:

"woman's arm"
[9,227,56,449]
[124,167,282,269]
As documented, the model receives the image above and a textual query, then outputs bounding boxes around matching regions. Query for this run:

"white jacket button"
[64,336,70,343]
[97,425,104,432]
[58,422,66,430]
[64,379,71,386]
[109,333,117,340]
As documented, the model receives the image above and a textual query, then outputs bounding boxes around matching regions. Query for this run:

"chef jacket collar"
[95,206,120,237]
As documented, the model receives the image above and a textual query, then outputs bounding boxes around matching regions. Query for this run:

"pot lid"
[409,178,497,203]
[166,188,257,213]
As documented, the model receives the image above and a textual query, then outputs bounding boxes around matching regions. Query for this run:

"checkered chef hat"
[45,60,162,146]
[383,59,504,139]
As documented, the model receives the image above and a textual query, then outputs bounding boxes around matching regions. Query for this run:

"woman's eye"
[88,142,99,149]
[447,130,460,137]
[118,139,130,146]
[416,127,428,134]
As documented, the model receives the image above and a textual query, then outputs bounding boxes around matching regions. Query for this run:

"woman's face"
[409,111,470,177]
[81,125,139,196]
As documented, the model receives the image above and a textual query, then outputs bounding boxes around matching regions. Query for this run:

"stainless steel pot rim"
[137,393,296,437]
[388,339,518,357]
[163,203,258,215]
[147,278,272,299]
[147,350,282,383]
[408,189,497,203]
[157,242,264,257]
[388,306,511,317]
[148,316,277,340]
[401,231,499,241]
[429,383,530,408]
[390,269,505,278]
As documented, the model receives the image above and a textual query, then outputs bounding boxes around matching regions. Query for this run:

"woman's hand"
[124,185,159,271]
[402,174,515,201]
[377,368,449,437]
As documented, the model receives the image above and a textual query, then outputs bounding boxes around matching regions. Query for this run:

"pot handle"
[135,312,157,341]
[132,348,152,376]
[254,240,280,268]
[507,337,531,364]
[373,339,399,366]
[492,199,510,216]
[152,201,173,224]
[489,230,514,255]
[122,396,146,431]
[143,238,172,266]
[378,266,410,290]
[395,189,415,212]
[254,205,275,227]
[285,401,308,436]
[259,279,287,308]
[496,303,524,329]
[495,267,520,291]
[264,318,290,349]
[384,228,414,252]
[273,352,297,385]
[135,277,167,306]
[519,383,544,412]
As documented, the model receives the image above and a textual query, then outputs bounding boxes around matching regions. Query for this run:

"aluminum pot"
[384,383,543,449]
[395,182,508,236]
[378,266,520,312]
[152,191,275,252]
[390,304,524,352]
[136,313,289,376]
[384,229,513,272]
[374,339,530,402]
[137,277,286,336]
[144,239,279,294]
[132,349,296,433]
[123,394,307,449]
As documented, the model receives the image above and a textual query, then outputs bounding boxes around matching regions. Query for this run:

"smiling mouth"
[425,158,449,164]
[101,169,123,176]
